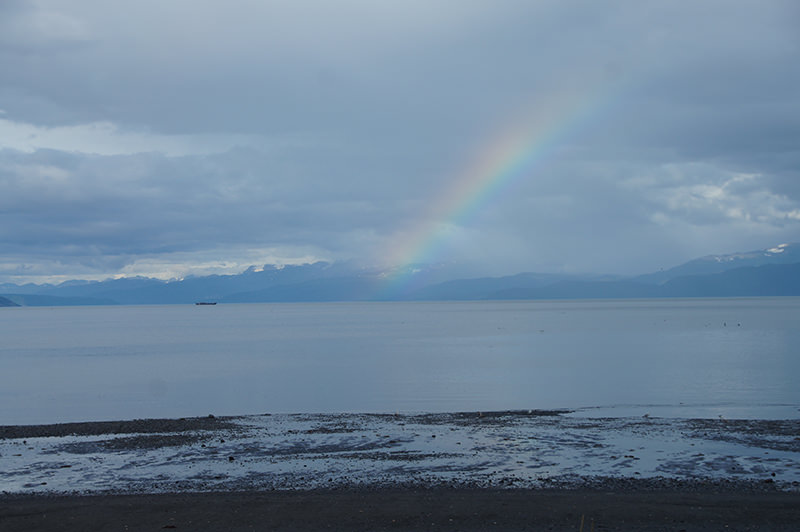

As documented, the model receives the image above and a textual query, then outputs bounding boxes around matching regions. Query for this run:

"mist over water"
[1,299,798,425]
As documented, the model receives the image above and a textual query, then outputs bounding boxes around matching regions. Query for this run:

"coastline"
[2,411,798,492]
[2,411,798,530]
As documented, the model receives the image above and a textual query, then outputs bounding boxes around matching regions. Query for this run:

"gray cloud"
[1,1,799,282]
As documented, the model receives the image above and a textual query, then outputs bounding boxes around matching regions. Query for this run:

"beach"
[2,411,799,530]
[4,488,800,531]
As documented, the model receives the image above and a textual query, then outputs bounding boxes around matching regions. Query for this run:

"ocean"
[1,298,798,425]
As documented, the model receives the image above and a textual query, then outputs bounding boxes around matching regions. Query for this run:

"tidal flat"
[3,411,800,531]
[2,410,798,494]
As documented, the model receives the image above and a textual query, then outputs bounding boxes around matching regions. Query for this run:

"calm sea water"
[1,298,798,425]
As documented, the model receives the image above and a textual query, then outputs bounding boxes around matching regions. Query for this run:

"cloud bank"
[1,0,799,283]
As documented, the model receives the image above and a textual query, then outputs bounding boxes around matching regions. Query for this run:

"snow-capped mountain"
[634,243,800,285]
[1,243,798,304]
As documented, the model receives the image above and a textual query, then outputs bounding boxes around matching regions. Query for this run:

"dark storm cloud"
[0,144,431,280]
[0,1,799,281]
[0,148,395,247]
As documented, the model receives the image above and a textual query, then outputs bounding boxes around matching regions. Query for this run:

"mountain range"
[1,243,798,306]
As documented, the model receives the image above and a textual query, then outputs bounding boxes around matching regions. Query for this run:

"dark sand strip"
[0,415,236,440]
[2,489,799,532]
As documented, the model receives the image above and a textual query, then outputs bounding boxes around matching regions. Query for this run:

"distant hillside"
[634,243,800,285]
[8,263,349,305]
[661,262,800,297]
[0,243,797,304]
[0,294,115,306]
[0,296,20,307]
[412,243,800,301]
[182,260,800,302]
[488,262,800,300]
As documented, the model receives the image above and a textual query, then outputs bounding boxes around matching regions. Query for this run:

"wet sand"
[2,412,799,530]
[3,488,800,531]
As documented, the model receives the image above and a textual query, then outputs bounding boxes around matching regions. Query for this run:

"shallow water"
[1,298,798,424]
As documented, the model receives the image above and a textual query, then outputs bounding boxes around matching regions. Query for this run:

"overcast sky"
[1,0,799,284]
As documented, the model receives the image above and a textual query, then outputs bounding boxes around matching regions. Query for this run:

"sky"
[1,0,799,284]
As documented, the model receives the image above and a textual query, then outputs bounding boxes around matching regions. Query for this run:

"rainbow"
[377,86,621,299]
